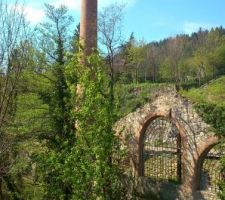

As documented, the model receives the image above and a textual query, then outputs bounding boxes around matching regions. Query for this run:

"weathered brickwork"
[80,0,97,56]
[114,86,220,200]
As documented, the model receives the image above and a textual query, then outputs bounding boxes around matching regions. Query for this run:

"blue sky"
[11,0,225,43]
[124,0,225,42]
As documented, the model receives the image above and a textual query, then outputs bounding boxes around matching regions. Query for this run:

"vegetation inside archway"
[182,76,225,198]
[142,117,182,183]
[200,145,224,192]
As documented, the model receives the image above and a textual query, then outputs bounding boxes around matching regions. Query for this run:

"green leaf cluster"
[63,53,127,200]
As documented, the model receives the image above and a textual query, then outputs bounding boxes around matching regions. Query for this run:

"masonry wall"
[114,86,219,200]
[80,0,97,56]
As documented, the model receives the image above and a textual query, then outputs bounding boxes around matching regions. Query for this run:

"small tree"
[127,42,145,84]
[98,3,125,103]
[144,44,160,82]
[0,1,31,197]
[0,0,29,131]
[36,4,76,199]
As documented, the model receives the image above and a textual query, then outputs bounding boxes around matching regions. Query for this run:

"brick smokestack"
[80,0,97,56]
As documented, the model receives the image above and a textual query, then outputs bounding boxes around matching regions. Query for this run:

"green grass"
[115,76,225,118]
[115,83,173,117]
[181,76,225,105]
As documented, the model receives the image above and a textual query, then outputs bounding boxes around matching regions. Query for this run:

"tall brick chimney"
[80,0,97,56]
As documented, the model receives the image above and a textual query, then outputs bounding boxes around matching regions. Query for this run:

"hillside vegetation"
[115,75,225,118]
[181,76,225,105]
[1,1,225,199]
[115,83,171,117]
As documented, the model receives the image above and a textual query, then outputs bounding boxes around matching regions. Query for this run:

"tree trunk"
[144,71,147,82]
[109,54,114,106]
[135,66,138,84]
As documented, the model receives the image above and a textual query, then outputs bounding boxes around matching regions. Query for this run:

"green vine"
[64,53,128,200]
[195,103,225,136]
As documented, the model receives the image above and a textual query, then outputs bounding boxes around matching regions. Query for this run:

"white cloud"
[183,22,212,34]
[8,3,45,24]
[19,0,136,24]
[23,5,45,24]
[53,0,81,11]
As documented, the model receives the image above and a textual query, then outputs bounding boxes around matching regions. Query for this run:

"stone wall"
[114,86,220,199]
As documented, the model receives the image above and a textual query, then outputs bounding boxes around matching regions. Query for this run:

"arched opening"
[141,116,182,183]
[199,145,223,192]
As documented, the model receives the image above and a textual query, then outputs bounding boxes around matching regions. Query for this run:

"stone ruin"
[114,86,222,200]
[78,1,223,199]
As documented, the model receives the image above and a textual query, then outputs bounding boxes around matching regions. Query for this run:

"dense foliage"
[62,53,127,200]
[0,1,225,199]
[117,28,225,85]
[182,77,225,198]
[195,103,225,199]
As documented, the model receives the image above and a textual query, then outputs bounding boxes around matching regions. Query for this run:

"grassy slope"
[116,76,225,118]
[115,83,173,117]
[181,76,225,105]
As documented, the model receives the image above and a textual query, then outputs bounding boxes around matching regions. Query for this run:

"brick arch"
[135,113,188,178]
[194,136,219,190]
[114,89,220,198]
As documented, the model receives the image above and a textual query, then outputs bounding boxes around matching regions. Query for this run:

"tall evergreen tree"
[36,4,76,199]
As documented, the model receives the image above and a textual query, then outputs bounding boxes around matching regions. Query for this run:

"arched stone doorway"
[198,145,224,193]
[114,87,220,199]
[140,116,182,183]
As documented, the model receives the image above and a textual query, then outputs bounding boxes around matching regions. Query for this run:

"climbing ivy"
[195,103,225,136]
[63,53,128,200]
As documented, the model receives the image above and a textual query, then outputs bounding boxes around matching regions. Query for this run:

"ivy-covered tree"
[64,53,127,200]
